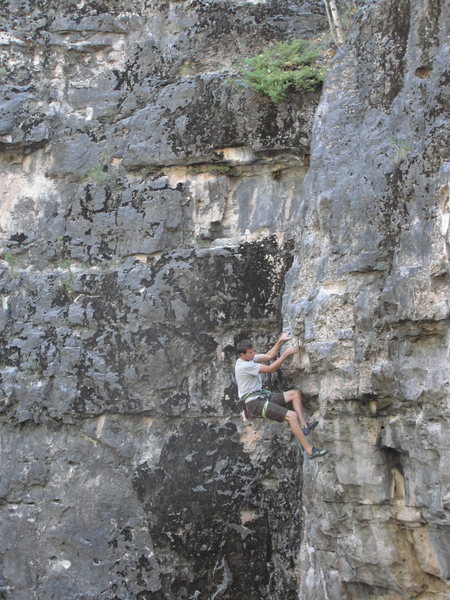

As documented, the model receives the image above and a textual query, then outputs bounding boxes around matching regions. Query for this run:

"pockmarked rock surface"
[281,0,450,599]
[0,0,449,599]
[0,1,325,599]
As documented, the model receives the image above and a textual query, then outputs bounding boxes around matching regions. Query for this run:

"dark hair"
[237,339,253,355]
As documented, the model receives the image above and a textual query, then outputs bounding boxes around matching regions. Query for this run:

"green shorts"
[245,392,287,423]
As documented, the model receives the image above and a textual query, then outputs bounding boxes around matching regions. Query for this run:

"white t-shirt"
[235,355,263,398]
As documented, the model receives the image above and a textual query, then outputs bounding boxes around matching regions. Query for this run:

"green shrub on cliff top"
[237,39,325,103]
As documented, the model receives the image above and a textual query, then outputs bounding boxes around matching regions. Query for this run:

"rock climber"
[235,333,328,459]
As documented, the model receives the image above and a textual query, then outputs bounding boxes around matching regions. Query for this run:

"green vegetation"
[323,1,366,45]
[0,153,19,164]
[3,252,18,269]
[390,135,411,162]
[236,39,326,103]
[58,259,75,291]
[339,0,365,28]
[85,163,111,185]
[193,235,212,248]
[207,165,232,174]
[178,60,196,78]
[58,259,72,270]
[270,168,284,180]
[188,164,232,175]
[22,362,44,378]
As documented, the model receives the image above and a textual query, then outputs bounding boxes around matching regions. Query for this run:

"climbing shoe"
[302,421,318,436]
[241,409,249,424]
[307,447,328,459]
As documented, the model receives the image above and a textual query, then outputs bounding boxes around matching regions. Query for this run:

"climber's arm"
[258,345,298,374]
[255,332,291,363]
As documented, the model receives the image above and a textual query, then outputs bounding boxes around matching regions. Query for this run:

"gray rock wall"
[282,0,450,598]
[0,1,326,599]
[0,0,449,599]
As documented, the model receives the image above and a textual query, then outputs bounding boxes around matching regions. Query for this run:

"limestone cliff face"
[0,2,324,599]
[282,0,450,598]
[0,1,448,600]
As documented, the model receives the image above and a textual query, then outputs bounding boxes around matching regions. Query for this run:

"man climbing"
[235,333,328,459]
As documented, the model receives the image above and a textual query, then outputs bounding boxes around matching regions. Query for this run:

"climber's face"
[240,348,255,361]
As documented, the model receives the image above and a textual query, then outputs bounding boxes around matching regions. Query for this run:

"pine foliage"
[238,39,325,103]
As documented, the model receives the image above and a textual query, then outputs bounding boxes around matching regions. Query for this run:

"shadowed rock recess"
[0,1,448,599]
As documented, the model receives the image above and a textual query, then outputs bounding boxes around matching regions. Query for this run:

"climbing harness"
[241,389,272,421]
[241,389,272,403]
